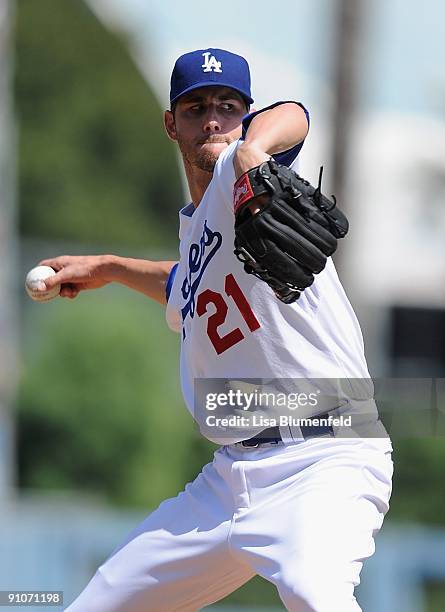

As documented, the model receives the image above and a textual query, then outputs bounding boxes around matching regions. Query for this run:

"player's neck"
[183,159,214,208]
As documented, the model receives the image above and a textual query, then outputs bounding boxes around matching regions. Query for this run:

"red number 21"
[196,273,260,355]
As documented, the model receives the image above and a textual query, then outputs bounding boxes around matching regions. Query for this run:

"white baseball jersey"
[166,111,389,449]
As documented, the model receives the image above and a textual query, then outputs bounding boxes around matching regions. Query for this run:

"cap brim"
[171,81,253,105]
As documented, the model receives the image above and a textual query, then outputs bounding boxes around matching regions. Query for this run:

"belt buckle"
[241,439,260,448]
[241,427,281,448]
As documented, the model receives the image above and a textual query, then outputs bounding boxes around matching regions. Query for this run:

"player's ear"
[164,110,177,141]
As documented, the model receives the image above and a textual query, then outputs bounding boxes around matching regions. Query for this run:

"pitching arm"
[38,254,177,305]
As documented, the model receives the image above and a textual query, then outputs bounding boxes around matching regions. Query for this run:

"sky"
[88,0,338,111]
[361,0,445,119]
[88,0,445,121]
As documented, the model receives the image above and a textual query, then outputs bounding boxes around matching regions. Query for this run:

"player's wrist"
[100,254,122,283]
[234,142,271,178]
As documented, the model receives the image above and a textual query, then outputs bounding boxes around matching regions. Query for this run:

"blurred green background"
[7,0,445,609]
[15,0,213,510]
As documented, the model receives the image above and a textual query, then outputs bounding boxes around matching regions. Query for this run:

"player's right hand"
[38,254,114,299]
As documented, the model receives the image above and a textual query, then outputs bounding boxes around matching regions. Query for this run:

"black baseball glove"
[233,160,349,304]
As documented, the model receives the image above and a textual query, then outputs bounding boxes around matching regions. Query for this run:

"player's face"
[165,86,248,172]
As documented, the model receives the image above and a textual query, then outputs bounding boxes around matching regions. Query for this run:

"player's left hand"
[233,142,271,215]
[232,160,349,304]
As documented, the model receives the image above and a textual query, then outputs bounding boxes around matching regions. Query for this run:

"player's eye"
[220,103,234,111]
[189,104,203,113]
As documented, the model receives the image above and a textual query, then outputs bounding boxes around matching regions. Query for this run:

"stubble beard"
[195,150,219,172]
[179,136,231,173]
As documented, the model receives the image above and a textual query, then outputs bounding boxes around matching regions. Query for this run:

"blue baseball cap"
[170,48,253,106]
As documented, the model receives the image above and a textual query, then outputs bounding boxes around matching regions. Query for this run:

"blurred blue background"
[1,0,445,609]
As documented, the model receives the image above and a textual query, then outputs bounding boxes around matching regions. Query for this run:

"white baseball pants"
[65,438,393,611]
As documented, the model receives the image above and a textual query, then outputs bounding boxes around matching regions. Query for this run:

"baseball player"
[40,48,393,611]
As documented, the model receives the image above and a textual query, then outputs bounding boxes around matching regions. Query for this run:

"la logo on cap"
[202,51,222,73]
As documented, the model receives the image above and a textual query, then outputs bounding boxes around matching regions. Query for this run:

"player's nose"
[203,119,221,133]
[203,107,221,132]
[205,123,221,134]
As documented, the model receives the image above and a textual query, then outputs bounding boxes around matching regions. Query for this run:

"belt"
[240,414,334,448]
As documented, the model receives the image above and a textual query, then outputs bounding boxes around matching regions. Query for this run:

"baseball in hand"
[25,265,60,302]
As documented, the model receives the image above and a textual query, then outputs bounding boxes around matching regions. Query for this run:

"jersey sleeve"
[241,101,310,167]
[165,262,179,303]
[165,262,182,333]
